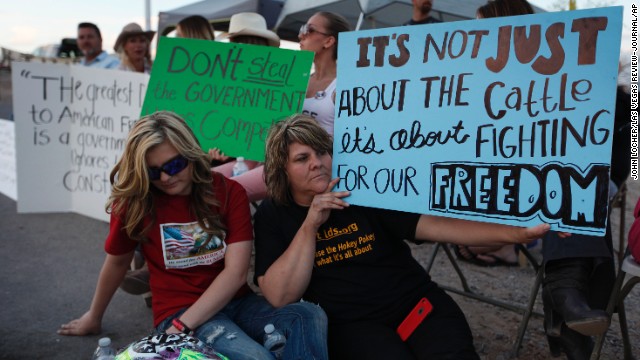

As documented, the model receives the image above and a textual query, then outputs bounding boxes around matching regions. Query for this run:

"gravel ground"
[408,178,640,359]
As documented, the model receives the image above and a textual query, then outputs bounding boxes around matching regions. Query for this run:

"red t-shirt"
[105,173,253,326]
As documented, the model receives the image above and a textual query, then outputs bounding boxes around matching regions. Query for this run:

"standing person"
[57,111,329,360]
[253,114,552,360]
[176,15,215,40]
[114,23,154,73]
[209,12,281,202]
[299,12,350,136]
[405,0,441,26]
[76,22,120,69]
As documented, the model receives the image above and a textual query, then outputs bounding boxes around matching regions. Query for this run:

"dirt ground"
[408,178,639,359]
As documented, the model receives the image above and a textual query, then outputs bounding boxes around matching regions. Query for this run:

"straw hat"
[114,23,156,52]
[216,12,280,47]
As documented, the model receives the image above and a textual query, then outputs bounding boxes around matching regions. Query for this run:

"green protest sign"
[142,37,314,161]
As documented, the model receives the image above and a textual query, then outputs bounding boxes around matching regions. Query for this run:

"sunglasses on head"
[299,24,331,37]
[147,154,189,180]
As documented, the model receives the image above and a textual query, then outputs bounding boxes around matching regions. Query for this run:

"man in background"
[405,0,441,25]
[77,22,120,69]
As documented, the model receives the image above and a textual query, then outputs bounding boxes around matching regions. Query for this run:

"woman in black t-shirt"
[253,114,551,360]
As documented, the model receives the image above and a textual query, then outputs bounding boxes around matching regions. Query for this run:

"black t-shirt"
[254,199,434,324]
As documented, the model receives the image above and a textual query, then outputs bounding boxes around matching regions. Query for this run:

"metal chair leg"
[510,265,544,358]
[425,242,544,355]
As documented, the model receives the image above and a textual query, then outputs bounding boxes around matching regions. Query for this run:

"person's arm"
[258,179,349,307]
[166,240,252,333]
[414,215,550,246]
[58,251,134,335]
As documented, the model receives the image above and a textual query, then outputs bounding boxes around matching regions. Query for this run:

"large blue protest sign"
[332,7,623,235]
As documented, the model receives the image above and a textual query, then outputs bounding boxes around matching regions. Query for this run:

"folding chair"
[423,182,629,358]
[609,182,628,262]
[423,243,544,358]
[589,181,636,359]
[589,248,640,360]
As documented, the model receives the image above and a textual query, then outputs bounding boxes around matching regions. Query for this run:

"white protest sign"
[0,119,17,200]
[12,62,148,222]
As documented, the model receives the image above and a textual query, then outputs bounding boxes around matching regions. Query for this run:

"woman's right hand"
[306,178,350,228]
[208,148,230,163]
[57,311,101,336]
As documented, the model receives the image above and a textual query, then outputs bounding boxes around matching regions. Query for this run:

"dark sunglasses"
[147,154,189,180]
[299,24,331,37]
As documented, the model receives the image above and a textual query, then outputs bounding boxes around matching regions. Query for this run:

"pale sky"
[0,0,633,56]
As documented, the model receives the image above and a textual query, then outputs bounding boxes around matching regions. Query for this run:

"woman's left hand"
[306,178,350,229]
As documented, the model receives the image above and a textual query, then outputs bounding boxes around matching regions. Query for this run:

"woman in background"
[176,15,215,40]
[209,12,281,202]
[299,12,350,136]
[114,22,154,73]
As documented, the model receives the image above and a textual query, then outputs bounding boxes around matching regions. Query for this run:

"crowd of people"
[57,0,632,359]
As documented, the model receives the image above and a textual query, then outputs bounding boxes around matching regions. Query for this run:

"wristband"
[171,317,194,336]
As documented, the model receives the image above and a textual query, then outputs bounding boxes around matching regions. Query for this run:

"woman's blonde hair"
[107,111,225,242]
[264,114,333,205]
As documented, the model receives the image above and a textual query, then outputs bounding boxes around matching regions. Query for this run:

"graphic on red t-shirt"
[160,221,226,269]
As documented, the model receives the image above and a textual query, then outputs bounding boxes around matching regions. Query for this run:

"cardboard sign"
[333,7,623,235]
[141,37,314,161]
[12,62,148,222]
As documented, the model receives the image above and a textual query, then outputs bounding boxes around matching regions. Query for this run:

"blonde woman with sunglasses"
[299,12,350,136]
[58,111,329,360]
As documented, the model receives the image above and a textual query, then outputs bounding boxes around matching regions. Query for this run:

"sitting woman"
[253,114,551,359]
[58,111,328,360]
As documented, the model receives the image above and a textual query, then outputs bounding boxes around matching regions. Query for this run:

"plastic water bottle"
[232,157,249,177]
[263,323,286,359]
[91,337,116,360]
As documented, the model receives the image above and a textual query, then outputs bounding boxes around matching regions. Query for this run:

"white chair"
[590,250,640,360]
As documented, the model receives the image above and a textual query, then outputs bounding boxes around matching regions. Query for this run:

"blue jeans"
[156,293,328,360]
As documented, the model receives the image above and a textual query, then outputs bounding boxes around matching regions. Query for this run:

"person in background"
[405,0,441,26]
[114,22,154,73]
[253,114,552,359]
[176,15,215,40]
[472,2,617,359]
[299,12,350,136]
[209,12,280,202]
[76,22,120,69]
[57,111,328,360]
[452,0,537,268]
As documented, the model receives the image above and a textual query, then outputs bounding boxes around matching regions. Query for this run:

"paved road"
[0,193,153,359]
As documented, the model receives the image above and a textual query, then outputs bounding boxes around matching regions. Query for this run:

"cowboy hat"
[216,12,280,47]
[114,23,156,52]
